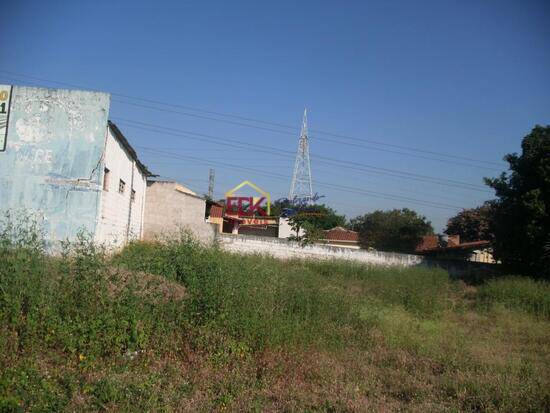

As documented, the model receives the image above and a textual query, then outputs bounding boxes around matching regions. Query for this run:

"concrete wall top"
[217,233,425,267]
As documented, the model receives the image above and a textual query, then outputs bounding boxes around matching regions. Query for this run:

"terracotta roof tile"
[416,235,439,252]
[416,235,490,253]
[209,205,223,218]
[323,227,359,242]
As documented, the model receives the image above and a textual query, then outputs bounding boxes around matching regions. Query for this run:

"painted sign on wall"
[0,84,12,151]
[0,85,111,243]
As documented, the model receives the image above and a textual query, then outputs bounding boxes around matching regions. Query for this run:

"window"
[103,168,110,191]
[118,179,126,194]
[131,189,136,203]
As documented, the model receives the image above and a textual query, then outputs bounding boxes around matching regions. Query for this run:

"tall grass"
[114,240,456,351]
[477,276,550,318]
[1,218,549,412]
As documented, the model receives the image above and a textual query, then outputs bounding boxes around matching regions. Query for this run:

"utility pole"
[289,108,313,204]
[208,168,215,199]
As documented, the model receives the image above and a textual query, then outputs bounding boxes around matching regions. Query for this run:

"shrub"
[0,220,187,359]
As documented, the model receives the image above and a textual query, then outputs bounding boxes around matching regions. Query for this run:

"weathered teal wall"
[0,86,110,241]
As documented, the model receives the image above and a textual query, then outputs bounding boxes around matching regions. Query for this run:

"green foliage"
[485,125,550,279]
[477,276,550,318]
[117,241,369,349]
[114,236,454,350]
[306,261,452,317]
[273,200,346,231]
[0,217,187,411]
[1,231,185,359]
[445,202,494,242]
[350,208,434,253]
[1,215,549,411]
[287,220,325,246]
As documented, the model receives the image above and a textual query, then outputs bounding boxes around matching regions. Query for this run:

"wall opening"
[119,179,126,194]
[103,168,110,191]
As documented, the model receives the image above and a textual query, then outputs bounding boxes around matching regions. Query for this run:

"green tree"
[287,220,325,246]
[485,125,550,279]
[290,204,345,231]
[274,201,345,245]
[444,203,494,242]
[350,208,433,253]
[272,199,346,231]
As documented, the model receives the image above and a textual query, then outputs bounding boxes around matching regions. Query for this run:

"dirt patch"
[106,267,187,303]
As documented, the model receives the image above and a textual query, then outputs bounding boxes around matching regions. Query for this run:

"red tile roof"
[209,205,223,218]
[442,240,490,250]
[416,234,490,253]
[323,227,359,242]
[416,235,439,252]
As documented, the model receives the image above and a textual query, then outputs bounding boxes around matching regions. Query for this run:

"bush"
[1,230,187,359]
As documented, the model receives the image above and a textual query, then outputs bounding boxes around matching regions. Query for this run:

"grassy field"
[1,226,549,412]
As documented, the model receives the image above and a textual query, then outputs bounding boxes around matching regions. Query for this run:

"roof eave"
[107,120,154,177]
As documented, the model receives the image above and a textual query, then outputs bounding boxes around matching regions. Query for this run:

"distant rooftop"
[323,227,359,242]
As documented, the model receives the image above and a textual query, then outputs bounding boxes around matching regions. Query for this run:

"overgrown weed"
[1,218,549,411]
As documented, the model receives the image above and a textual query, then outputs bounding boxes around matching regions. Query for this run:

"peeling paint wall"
[0,86,110,242]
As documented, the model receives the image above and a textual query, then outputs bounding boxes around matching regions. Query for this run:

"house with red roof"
[319,226,361,249]
[416,234,495,263]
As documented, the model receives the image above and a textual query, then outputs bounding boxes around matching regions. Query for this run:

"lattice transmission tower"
[208,168,215,199]
[289,108,313,204]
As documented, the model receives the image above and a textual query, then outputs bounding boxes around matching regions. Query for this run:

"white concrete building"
[278,217,305,239]
[94,121,151,247]
[0,85,152,247]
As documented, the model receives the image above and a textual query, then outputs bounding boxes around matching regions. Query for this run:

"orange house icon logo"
[225,180,271,217]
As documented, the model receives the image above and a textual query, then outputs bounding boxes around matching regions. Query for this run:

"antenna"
[208,168,215,199]
[289,108,314,204]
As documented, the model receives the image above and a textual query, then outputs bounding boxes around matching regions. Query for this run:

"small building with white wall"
[278,217,304,239]
[94,121,151,247]
[0,84,151,247]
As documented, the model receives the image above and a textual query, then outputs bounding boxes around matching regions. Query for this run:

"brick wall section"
[217,234,425,267]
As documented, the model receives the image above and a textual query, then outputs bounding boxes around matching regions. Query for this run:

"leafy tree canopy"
[272,200,346,231]
[444,203,494,242]
[350,208,433,254]
[485,125,550,278]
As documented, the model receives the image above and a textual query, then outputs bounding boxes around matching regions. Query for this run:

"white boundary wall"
[217,234,425,267]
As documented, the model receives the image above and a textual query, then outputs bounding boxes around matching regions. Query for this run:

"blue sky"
[2,0,549,231]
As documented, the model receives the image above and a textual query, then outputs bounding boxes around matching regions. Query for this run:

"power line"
[0,71,489,209]
[113,98,502,172]
[146,157,473,206]
[112,96,503,167]
[114,117,490,192]
[0,70,505,170]
[138,146,464,211]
